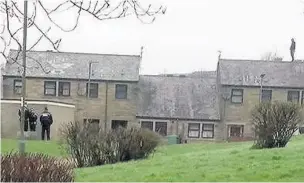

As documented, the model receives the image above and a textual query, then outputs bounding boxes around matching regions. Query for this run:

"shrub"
[59,121,161,168]
[251,101,303,149]
[1,152,74,182]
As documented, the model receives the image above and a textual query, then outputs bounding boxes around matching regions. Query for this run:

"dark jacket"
[40,111,53,126]
[18,107,30,121]
[28,110,38,123]
[290,41,296,51]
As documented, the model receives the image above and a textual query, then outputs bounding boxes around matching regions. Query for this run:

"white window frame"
[287,90,300,103]
[226,123,245,138]
[43,80,72,97]
[188,122,215,139]
[139,119,169,136]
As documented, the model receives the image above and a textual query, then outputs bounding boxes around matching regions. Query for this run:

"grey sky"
[1,0,304,75]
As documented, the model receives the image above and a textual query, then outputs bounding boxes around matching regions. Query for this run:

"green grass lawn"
[2,136,304,182]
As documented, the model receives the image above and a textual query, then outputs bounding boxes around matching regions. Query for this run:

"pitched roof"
[136,72,220,120]
[218,59,304,88]
[3,50,141,81]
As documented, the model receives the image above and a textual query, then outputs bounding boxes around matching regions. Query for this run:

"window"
[229,125,244,137]
[261,89,272,102]
[83,119,100,124]
[287,91,300,103]
[111,120,128,130]
[14,79,22,94]
[44,81,56,96]
[83,119,100,132]
[59,82,71,96]
[140,121,168,136]
[188,123,200,138]
[115,84,128,99]
[86,83,98,98]
[202,124,214,138]
[155,122,167,136]
[231,89,243,104]
[141,121,153,131]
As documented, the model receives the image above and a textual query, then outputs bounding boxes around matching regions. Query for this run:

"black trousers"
[23,120,29,132]
[41,125,50,140]
[290,49,295,61]
[29,122,36,131]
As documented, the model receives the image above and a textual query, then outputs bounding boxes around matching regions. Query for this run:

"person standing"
[28,108,37,132]
[290,38,296,61]
[39,107,53,141]
[18,102,30,132]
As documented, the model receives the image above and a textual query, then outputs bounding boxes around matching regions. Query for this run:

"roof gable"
[219,59,304,88]
[3,50,141,81]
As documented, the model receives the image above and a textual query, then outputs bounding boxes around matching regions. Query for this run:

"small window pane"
[15,81,22,87]
[44,81,56,95]
[262,90,272,102]
[203,124,214,131]
[59,82,70,96]
[188,123,200,138]
[232,96,242,103]
[189,123,200,130]
[86,83,98,98]
[232,90,242,95]
[202,131,213,138]
[141,121,153,131]
[288,91,299,103]
[231,89,243,104]
[14,80,22,94]
[115,84,127,99]
[189,131,199,138]
[155,122,167,136]
[45,89,55,95]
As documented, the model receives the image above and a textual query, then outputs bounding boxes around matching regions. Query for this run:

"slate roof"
[3,50,141,81]
[218,59,304,88]
[136,72,220,120]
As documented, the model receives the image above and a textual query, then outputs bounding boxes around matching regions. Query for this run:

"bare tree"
[0,0,166,65]
[260,51,283,61]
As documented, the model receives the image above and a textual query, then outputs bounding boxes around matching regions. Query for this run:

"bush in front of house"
[1,152,74,182]
[251,101,303,149]
[59,121,161,168]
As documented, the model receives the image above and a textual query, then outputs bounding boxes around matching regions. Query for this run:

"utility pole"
[259,74,265,103]
[20,0,28,154]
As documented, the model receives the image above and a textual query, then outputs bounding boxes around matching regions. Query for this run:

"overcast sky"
[1,0,304,74]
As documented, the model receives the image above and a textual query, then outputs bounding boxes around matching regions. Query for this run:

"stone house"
[1,49,304,141]
[1,50,141,139]
[217,59,304,141]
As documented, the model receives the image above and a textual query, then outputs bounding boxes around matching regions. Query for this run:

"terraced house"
[1,49,304,141]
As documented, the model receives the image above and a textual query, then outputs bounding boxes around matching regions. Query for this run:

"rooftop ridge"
[219,58,304,64]
[9,49,141,58]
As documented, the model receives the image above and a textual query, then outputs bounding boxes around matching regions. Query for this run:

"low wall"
[1,99,75,140]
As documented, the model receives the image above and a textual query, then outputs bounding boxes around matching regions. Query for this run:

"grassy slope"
[1,139,66,157]
[76,136,304,182]
[1,136,304,182]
